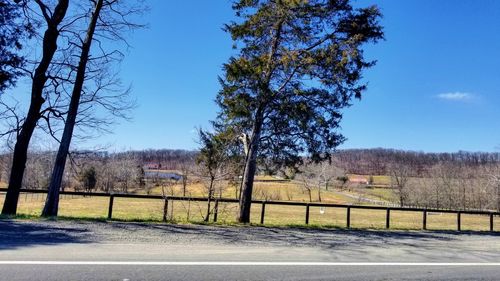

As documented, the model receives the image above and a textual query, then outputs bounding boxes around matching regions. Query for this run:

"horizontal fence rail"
[0,188,498,232]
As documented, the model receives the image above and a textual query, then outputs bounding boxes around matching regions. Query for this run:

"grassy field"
[1,192,498,232]
[146,179,359,204]
[1,176,496,231]
[360,186,398,202]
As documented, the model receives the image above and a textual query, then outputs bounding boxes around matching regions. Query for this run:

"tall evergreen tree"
[215,0,384,222]
[0,0,30,93]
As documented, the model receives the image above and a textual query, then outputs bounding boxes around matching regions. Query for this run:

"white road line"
[0,261,499,266]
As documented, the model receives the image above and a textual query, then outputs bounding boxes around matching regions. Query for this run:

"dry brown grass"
[2,192,498,232]
[146,179,361,205]
[0,193,109,218]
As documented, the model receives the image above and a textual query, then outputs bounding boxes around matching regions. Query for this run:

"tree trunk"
[399,186,404,207]
[435,188,440,209]
[238,120,263,223]
[497,183,500,212]
[2,112,39,215]
[462,186,467,210]
[42,0,103,217]
[182,179,187,197]
[204,177,214,222]
[1,0,69,215]
[235,19,282,223]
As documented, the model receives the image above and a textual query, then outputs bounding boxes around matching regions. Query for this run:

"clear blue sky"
[43,1,500,152]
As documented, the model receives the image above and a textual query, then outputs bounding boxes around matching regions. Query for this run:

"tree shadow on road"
[104,221,499,247]
[0,220,91,251]
[2,219,499,262]
[105,222,500,261]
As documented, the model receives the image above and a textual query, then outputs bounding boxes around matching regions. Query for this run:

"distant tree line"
[0,149,196,193]
[335,148,500,176]
[114,149,198,171]
[1,146,499,212]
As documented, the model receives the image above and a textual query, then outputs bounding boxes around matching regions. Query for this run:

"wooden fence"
[1,188,499,232]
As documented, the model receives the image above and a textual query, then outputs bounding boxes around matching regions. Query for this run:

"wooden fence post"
[305,204,310,225]
[213,200,219,223]
[260,202,266,224]
[490,213,494,232]
[347,206,351,228]
[163,198,169,222]
[386,208,391,229]
[107,195,114,220]
[423,210,427,230]
[3,188,500,232]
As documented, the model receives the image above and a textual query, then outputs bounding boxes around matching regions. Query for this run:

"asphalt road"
[0,220,499,280]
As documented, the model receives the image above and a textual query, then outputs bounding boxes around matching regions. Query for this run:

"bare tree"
[179,158,194,197]
[487,164,500,212]
[196,129,233,222]
[22,149,54,190]
[42,0,143,217]
[298,172,314,203]
[42,0,105,216]
[1,0,70,215]
[159,177,178,222]
[298,161,344,202]
[388,162,411,207]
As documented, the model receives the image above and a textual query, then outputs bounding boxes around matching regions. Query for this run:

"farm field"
[1,191,498,232]
[360,186,398,202]
[143,178,361,204]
